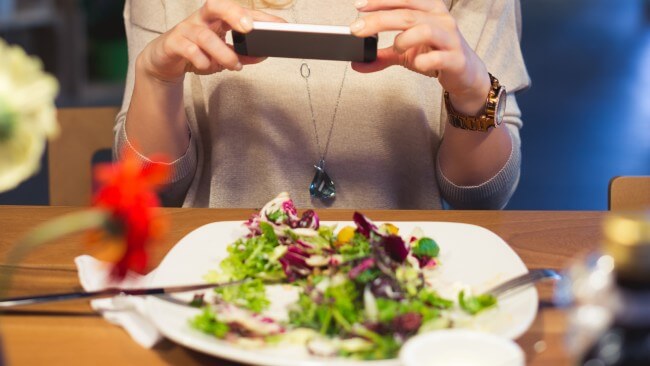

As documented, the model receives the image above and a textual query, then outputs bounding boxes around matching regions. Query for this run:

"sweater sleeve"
[436,0,530,209]
[115,0,197,206]
[436,94,522,209]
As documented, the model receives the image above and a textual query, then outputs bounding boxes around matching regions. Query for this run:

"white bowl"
[399,330,525,366]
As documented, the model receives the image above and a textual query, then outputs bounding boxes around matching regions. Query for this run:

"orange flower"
[88,149,170,280]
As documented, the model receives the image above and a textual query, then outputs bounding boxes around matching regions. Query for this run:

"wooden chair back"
[608,176,650,211]
[48,107,119,206]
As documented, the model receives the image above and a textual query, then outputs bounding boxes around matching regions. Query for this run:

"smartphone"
[232,21,377,63]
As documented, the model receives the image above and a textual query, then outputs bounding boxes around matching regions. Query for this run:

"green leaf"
[353,268,381,285]
[266,210,286,223]
[375,297,441,324]
[317,225,336,243]
[458,290,497,315]
[190,308,230,338]
[289,279,361,336]
[218,233,284,281]
[418,289,453,309]
[259,221,278,244]
[376,298,400,323]
[342,327,401,360]
[214,278,270,313]
[339,233,371,261]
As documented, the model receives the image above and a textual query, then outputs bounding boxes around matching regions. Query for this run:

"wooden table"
[0,206,606,365]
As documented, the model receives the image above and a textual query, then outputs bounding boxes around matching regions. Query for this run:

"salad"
[190,193,496,360]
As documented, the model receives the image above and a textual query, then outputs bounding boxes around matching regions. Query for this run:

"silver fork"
[483,268,562,298]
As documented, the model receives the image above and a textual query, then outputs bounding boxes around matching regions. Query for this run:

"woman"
[116,0,529,209]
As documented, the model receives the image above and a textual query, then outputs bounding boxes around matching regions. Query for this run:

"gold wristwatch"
[444,73,506,132]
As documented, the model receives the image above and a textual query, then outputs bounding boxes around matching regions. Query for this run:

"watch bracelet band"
[446,111,496,131]
[444,73,501,132]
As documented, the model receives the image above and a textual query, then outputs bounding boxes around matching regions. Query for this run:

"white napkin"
[74,255,163,348]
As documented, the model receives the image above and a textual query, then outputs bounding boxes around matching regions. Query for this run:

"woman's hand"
[138,0,285,84]
[124,0,284,161]
[350,0,490,114]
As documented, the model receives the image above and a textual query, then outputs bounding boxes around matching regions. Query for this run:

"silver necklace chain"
[291,2,355,165]
[300,63,349,164]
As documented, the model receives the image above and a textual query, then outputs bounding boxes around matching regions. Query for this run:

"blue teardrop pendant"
[309,159,336,200]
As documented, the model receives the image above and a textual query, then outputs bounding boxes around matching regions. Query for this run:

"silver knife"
[0,280,248,308]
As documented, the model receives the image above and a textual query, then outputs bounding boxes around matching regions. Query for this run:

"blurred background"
[0,0,648,209]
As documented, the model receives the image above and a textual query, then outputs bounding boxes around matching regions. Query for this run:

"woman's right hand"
[137,0,285,84]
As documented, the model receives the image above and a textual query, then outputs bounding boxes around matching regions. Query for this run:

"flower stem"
[0,99,16,142]
[0,209,110,299]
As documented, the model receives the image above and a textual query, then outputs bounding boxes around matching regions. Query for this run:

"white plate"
[146,221,538,366]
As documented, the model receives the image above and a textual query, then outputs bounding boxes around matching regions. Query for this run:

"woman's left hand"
[350,0,490,110]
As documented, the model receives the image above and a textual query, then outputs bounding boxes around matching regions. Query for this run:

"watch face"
[495,88,507,125]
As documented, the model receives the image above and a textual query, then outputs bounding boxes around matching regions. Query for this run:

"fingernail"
[240,15,253,32]
[354,0,367,9]
[350,19,365,33]
[234,62,243,71]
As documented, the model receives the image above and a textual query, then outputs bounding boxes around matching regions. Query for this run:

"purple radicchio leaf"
[329,256,341,266]
[298,210,320,229]
[381,234,409,263]
[281,199,301,227]
[392,313,422,341]
[353,212,378,238]
[416,256,437,269]
[244,214,262,237]
[287,244,309,257]
[348,258,375,279]
[282,199,298,218]
[360,321,388,335]
[279,236,293,246]
[372,242,397,278]
[370,233,407,279]
[279,246,311,282]
[295,239,314,250]
[369,275,404,300]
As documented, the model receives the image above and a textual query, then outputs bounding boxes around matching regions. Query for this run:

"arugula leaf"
[289,292,321,330]
[375,298,440,324]
[353,268,381,285]
[219,233,284,281]
[348,326,401,360]
[289,279,361,336]
[214,279,270,313]
[458,290,497,315]
[338,233,371,261]
[317,225,336,243]
[327,280,360,331]
[259,221,278,244]
[376,298,400,323]
[418,289,453,309]
[191,308,230,338]
[266,210,287,223]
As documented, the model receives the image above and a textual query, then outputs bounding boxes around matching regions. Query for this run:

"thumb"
[351,47,402,73]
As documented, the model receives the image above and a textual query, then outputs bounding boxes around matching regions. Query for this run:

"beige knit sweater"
[116,0,530,209]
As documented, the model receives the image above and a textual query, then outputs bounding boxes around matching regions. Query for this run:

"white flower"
[0,39,59,193]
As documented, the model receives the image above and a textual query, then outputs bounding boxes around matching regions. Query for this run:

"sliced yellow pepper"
[381,223,399,235]
[335,226,356,246]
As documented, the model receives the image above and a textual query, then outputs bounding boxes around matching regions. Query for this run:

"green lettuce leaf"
[458,290,497,315]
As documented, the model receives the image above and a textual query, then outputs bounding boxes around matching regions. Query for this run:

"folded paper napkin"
[74,255,163,348]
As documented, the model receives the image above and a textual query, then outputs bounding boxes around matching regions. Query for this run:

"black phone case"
[232,30,377,63]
